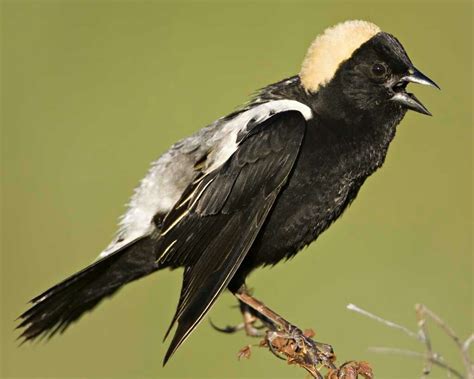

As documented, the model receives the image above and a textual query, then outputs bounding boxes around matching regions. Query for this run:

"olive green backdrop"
[1,1,472,378]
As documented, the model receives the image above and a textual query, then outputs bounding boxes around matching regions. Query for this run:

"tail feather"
[18,236,157,343]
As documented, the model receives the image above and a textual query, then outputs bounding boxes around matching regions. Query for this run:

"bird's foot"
[231,287,335,377]
[210,303,266,337]
[210,319,265,337]
[261,326,336,379]
[233,286,373,378]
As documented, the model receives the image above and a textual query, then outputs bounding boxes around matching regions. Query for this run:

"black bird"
[18,20,438,367]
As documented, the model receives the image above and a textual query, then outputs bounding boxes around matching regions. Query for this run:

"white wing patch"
[98,99,313,258]
[205,100,313,173]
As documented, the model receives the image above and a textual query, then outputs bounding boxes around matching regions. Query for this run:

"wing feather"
[155,111,308,364]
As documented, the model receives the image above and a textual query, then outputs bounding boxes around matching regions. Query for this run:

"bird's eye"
[371,63,387,76]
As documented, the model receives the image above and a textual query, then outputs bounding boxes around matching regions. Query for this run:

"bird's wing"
[101,100,312,261]
[155,110,309,364]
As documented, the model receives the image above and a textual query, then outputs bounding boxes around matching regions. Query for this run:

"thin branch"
[348,303,473,379]
[416,304,434,377]
[416,304,463,349]
[416,304,473,379]
[369,347,464,379]
[346,303,420,340]
[463,334,474,353]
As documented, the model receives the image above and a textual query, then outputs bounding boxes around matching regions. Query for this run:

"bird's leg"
[241,302,267,337]
[210,301,266,337]
[234,285,337,377]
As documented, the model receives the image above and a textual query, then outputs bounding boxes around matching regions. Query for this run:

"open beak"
[390,67,439,116]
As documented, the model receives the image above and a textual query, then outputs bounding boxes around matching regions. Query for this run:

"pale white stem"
[348,303,473,379]
[417,305,473,378]
[416,304,434,377]
[463,334,474,352]
[416,304,462,348]
[346,303,420,340]
[369,346,464,379]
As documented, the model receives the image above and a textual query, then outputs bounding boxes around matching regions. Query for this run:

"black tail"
[17,237,158,342]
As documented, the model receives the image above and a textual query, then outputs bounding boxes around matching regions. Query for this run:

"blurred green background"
[1,1,472,378]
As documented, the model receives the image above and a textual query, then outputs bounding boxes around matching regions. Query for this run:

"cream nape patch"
[300,20,381,93]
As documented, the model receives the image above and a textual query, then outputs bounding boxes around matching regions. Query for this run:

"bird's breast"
[237,116,396,274]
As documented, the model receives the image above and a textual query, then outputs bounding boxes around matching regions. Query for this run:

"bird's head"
[300,20,439,118]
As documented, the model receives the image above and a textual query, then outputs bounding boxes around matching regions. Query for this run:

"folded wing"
[154,110,308,363]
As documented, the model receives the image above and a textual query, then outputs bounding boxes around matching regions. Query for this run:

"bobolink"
[18,19,438,370]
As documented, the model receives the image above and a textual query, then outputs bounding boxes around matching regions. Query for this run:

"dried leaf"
[326,361,374,379]
[237,345,252,360]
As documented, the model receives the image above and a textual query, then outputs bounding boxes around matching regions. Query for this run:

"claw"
[209,319,245,334]
[244,325,265,337]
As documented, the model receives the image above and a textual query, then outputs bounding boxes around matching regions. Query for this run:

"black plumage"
[158,111,306,361]
[17,20,438,369]
[17,237,157,341]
